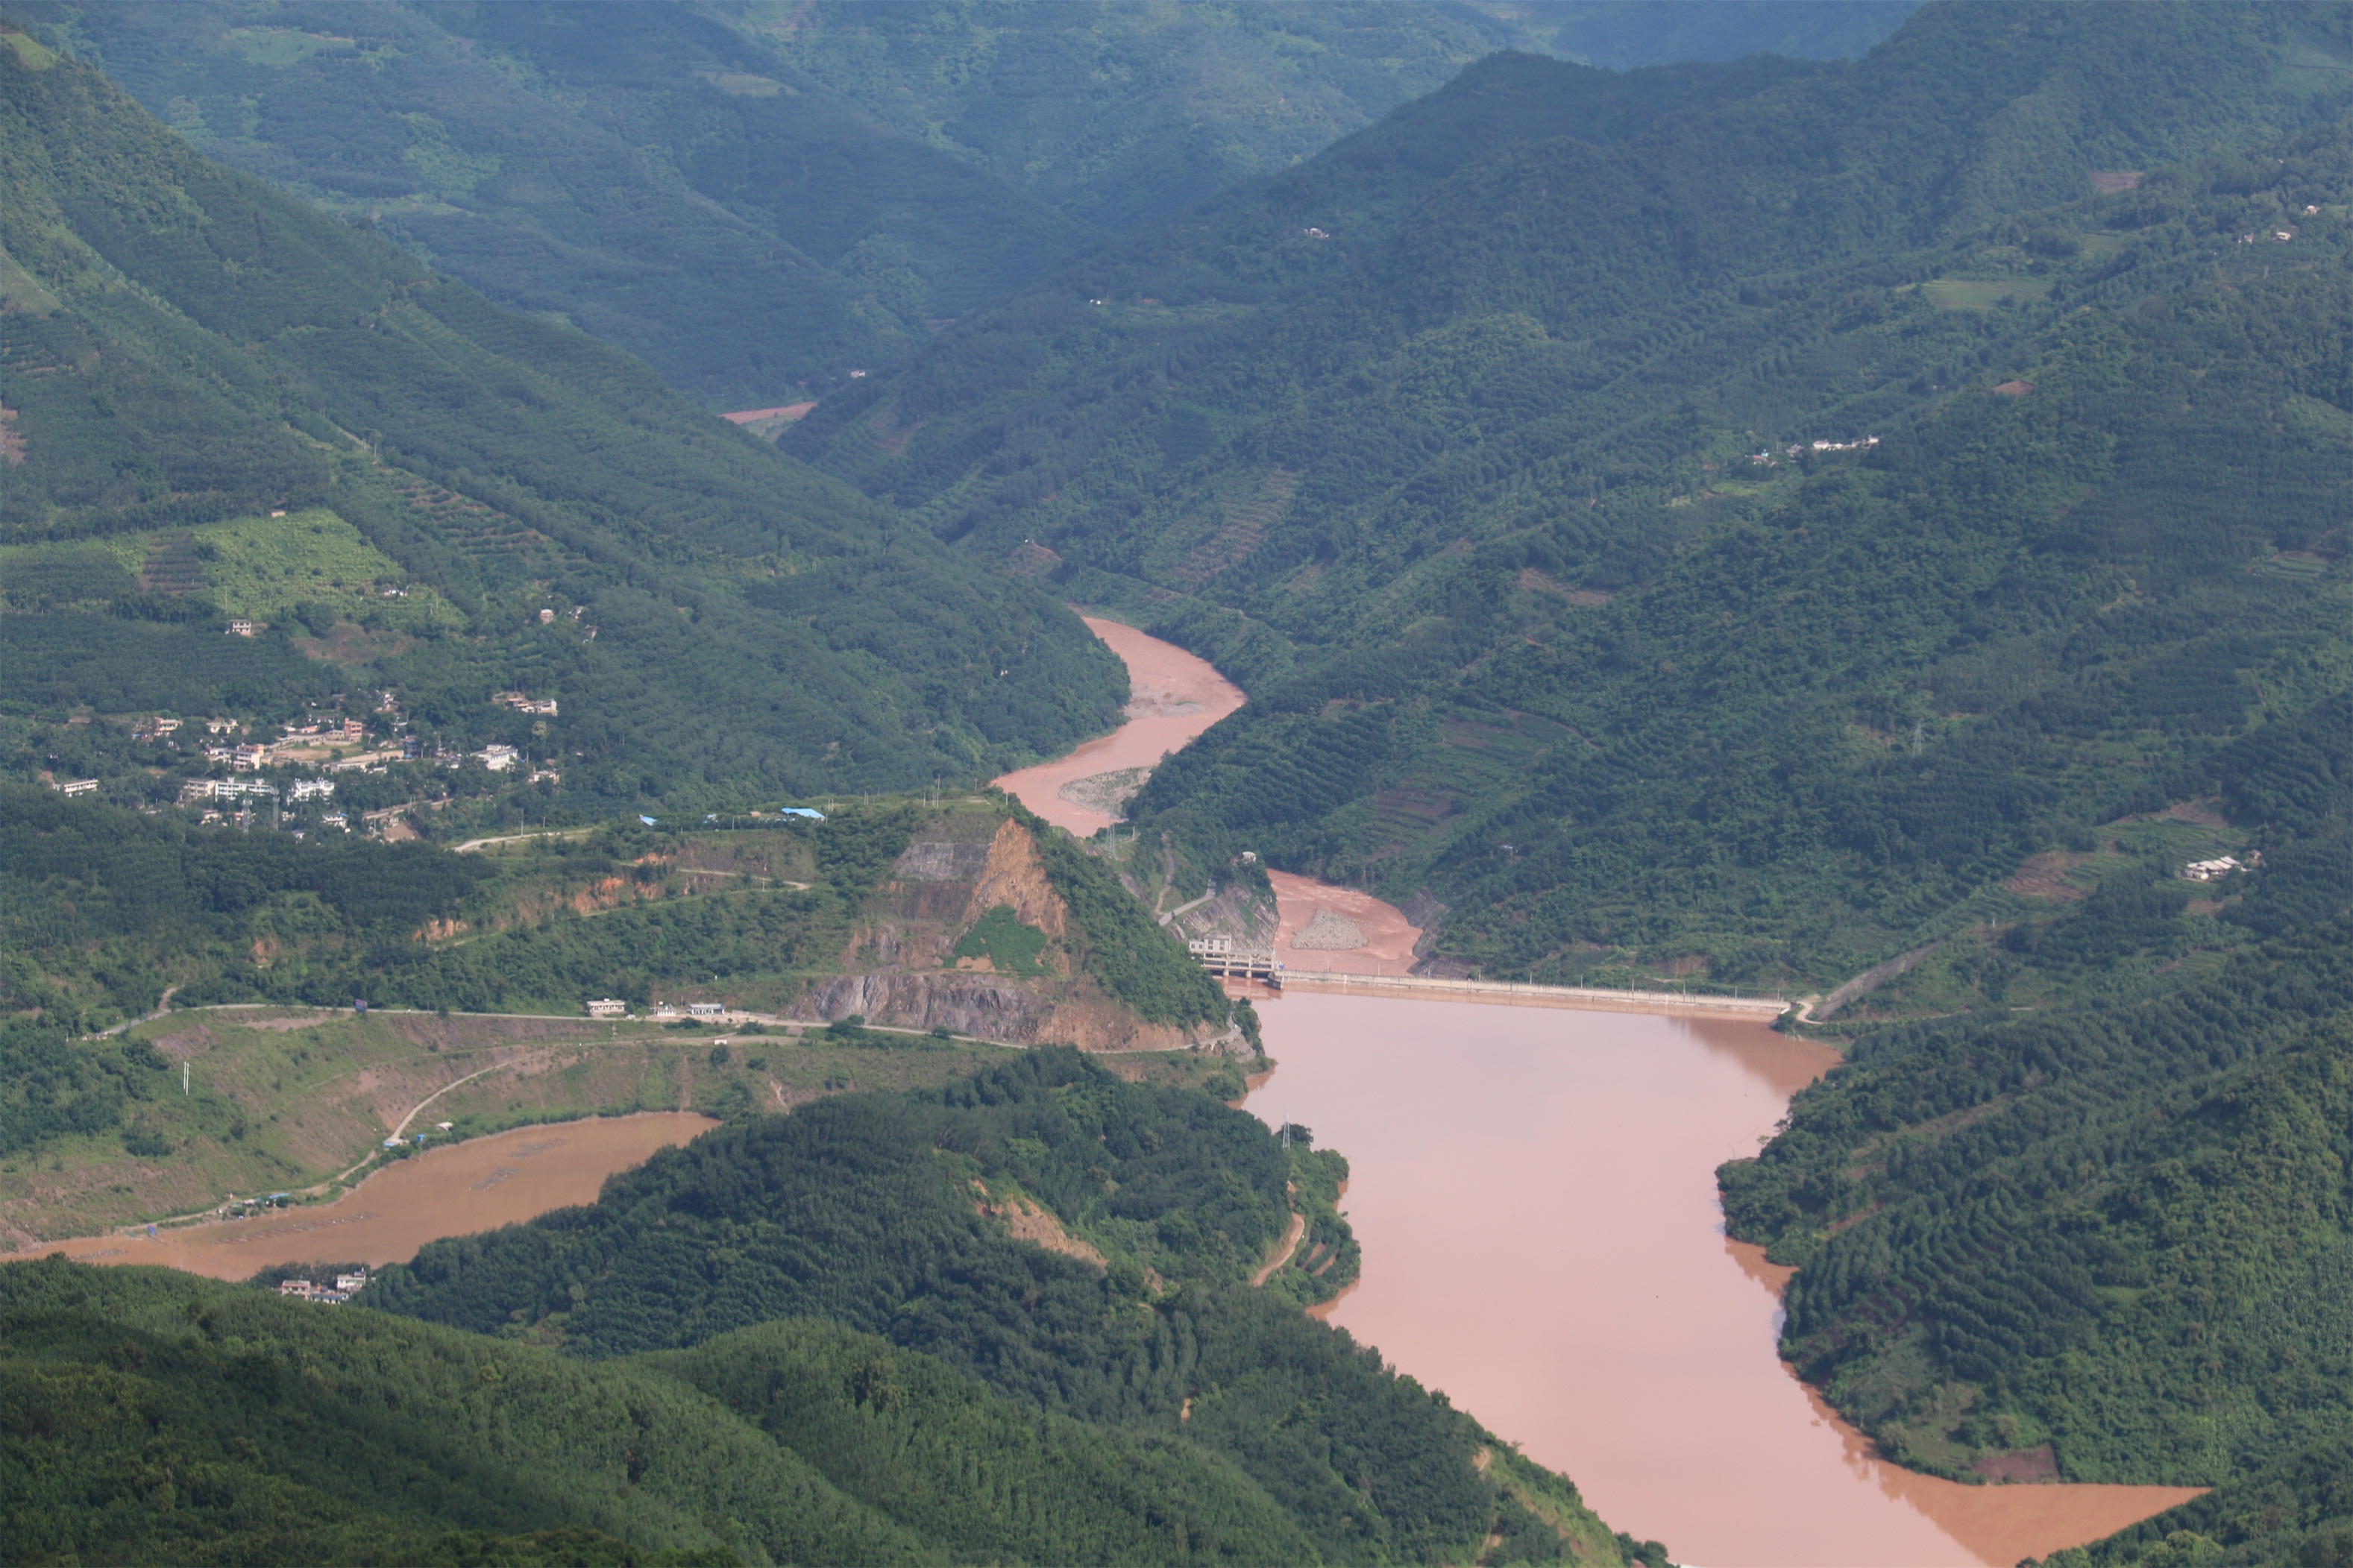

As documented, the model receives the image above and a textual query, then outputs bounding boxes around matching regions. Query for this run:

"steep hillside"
[712,0,1524,235]
[0,32,1124,814]
[34,0,1002,403]
[787,0,2353,998]
[0,1257,1329,1565]
[1467,0,1920,68]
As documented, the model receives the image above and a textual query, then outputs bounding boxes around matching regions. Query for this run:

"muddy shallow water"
[35,1112,714,1280]
[1243,994,2201,1567]
[992,616,1245,835]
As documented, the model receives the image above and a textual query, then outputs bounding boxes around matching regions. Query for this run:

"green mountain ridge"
[0,1052,1642,1565]
[0,1256,1319,1565]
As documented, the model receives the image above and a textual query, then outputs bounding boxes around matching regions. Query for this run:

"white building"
[585,998,629,1018]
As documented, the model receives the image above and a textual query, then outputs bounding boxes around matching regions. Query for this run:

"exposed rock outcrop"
[963,819,1068,937]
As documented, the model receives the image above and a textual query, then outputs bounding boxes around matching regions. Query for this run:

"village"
[43,686,565,836]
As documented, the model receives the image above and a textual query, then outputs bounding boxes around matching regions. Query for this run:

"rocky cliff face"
[812,810,1219,1052]
[961,818,1068,938]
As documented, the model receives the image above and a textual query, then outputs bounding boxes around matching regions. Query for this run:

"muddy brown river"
[993,615,1245,835]
[1002,619,2202,1567]
[37,1113,714,1281]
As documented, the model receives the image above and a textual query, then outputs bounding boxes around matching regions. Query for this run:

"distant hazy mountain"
[31,1,1513,402]
[29,1,1923,406]
[1462,0,1921,69]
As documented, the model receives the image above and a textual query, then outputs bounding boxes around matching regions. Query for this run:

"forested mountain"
[0,31,1123,810]
[31,0,1090,403]
[789,0,2353,998]
[1,1054,1643,1562]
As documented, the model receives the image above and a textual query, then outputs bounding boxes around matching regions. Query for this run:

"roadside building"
[585,998,629,1018]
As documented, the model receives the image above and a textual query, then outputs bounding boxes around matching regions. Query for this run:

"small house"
[586,998,629,1018]
[688,1001,726,1018]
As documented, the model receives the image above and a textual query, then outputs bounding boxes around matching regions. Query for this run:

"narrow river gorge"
[999,618,2202,1568]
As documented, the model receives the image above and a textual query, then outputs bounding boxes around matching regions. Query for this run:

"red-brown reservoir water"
[1243,994,2200,1566]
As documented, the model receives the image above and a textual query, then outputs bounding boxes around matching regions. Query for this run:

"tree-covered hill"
[785,0,2353,997]
[0,30,1124,810]
[0,1256,1329,1565]
[0,1052,1647,1563]
[362,1048,1641,1565]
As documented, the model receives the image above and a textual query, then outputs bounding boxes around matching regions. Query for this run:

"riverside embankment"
[997,616,2203,1567]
